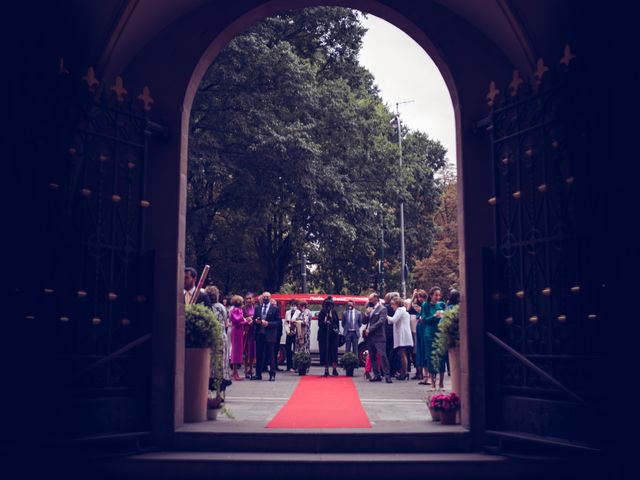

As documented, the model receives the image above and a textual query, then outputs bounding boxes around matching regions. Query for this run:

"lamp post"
[395,100,413,299]
[379,214,385,296]
[301,253,307,293]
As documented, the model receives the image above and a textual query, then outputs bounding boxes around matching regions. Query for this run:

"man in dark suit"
[362,292,392,383]
[341,300,362,356]
[252,291,281,381]
[183,267,211,307]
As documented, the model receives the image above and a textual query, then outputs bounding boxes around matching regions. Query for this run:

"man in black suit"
[183,267,211,307]
[252,291,281,381]
[363,292,392,383]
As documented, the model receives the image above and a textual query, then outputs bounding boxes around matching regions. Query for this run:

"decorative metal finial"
[560,45,576,67]
[534,58,549,86]
[138,86,154,111]
[82,67,99,90]
[111,76,128,102]
[486,81,500,107]
[58,57,69,75]
[509,70,523,97]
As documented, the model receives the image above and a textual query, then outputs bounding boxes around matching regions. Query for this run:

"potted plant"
[184,304,219,422]
[433,305,461,396]
[294,351,311,375]
[430,392,460,425]
[425,391,442,421]
[339,351,359,377]
[206,313,225,421]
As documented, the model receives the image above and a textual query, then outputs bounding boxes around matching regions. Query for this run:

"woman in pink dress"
[229,295,247,381]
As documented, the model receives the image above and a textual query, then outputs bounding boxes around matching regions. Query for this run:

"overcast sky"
[358,13,457,168]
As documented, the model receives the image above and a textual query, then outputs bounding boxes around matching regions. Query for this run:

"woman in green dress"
[418,286,446,387]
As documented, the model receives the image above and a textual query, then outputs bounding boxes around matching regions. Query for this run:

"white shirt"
[387,306,414,348]
[184,286,197,303]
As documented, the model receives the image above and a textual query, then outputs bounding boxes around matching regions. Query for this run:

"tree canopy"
[187,7,450,294]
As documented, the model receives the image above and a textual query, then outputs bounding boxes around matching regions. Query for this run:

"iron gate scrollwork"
[24,61,166,439]
[483,50,606,446]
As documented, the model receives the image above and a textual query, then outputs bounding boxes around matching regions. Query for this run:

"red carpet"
[266,376,371,428]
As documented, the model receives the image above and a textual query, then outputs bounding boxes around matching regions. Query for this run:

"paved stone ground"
[180,364,463,433]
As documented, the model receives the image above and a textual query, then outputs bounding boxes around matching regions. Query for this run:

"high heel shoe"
[395,373,409,380]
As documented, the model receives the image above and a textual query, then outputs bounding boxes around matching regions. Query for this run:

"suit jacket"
[363,304,387,342]
[253,302,281,343]
[341,309,363,338]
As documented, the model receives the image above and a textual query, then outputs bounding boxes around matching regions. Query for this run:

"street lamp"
[301,252,307,293]
[395,100,413,299]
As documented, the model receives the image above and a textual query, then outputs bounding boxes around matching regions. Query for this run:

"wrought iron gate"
[15,61,166,441]
[482,49,606,448]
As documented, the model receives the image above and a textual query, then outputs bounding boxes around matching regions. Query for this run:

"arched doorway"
[12,1,611,475]
[108,0,519,446]
[182,5,461,430]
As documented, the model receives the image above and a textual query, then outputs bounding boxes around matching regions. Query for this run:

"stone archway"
[107,0,521,447]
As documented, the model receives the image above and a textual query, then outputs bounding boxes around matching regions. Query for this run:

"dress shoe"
[250,375,263,381]
[385,378,393,384]
[276,368,284,372]
[396,373,409,381]
[369,376,382,382]
[269,375,275,382]
[364,372,371,380]
[332,369,339,376]
[323,369,330,377]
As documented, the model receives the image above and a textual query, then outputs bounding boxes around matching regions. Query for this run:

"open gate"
[12,61,167,451]
[481,50,607,451]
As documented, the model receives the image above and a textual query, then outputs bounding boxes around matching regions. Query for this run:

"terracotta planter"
[428,406,441,421]
[184,348,211,422]
[206,408,219,421]
[448,346,461,396]
[440,410,457,425]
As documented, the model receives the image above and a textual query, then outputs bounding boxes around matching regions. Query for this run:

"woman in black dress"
[318,296,340,376]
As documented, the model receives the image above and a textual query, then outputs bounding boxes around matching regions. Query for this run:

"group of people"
[361,287,459,386]
[312,288,458,384]
[183,267,313,388]
[183,266,460,391]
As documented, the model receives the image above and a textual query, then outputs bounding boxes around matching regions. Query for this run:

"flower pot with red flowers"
[426,391,445,420]
[430,392,460,425]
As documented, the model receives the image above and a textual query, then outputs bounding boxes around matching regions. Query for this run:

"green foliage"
[412,166,459,293]
[187,7,447,294]
[185,304,218,348]
[432,305,460,369]
[293,350,312,369]
[185,304,224,396]
[339,351,359,370]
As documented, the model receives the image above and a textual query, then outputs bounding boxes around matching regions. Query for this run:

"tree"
[187,7,447,294]
[412,164,459,294]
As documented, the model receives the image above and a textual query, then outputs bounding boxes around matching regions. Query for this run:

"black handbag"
[338,333,346,347]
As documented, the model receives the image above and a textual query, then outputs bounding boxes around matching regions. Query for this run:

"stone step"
[173,429,470,453]
[94,450,602,479]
